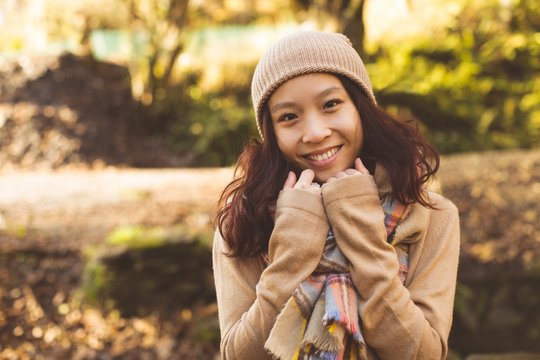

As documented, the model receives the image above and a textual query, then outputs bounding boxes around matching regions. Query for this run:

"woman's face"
[268,73,363,183]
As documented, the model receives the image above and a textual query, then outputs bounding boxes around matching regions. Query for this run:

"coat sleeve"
[321,174,460,360]
[213,188,329,359]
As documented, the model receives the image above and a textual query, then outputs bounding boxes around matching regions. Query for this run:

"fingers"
[283,171,296,189]
[283,159,369,191]
[326,176,337,183]
[327,158,370,183]
[283,170,320,194]
[327,170,352,183]
[354,158,370,175]
[285,169,321,194]
[295,169,315,188]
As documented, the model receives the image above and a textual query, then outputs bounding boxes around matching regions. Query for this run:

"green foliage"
[105,224,203,249]
[80,249,107,306]
[151,62,259,166]
[151,0,539,164]
[370,0,540,153]
[106,225,168,248]
[3,1,539,163]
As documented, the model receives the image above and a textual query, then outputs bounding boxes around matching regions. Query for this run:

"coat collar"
[374,164,431,245]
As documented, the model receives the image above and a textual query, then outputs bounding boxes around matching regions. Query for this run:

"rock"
[85,232,213,317]
[438,150,540,355]
[0,53,186,170]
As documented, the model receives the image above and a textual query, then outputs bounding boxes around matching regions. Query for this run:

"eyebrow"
[269,86,344,114]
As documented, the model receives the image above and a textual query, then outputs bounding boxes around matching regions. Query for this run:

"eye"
[278,113,298,122]
[323,99,343,110]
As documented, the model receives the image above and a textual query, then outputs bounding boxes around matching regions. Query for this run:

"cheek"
[352,114,364,152]
[277,140,295,161]
[275,130,296,158]
[355,123,363,151]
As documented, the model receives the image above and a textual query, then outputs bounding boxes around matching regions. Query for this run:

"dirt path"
[1,148,539,260]
[0,168,233,251]
[2,148,540,250]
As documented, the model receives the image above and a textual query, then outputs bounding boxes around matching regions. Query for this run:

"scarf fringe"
[265,298,306,360]
[301,296,343,353]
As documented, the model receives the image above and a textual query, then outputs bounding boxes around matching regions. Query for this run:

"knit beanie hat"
[251,31,377,139]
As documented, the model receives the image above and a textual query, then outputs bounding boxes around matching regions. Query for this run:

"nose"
[302,114,331,144]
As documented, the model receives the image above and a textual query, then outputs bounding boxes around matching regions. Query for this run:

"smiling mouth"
[304,146,342,161]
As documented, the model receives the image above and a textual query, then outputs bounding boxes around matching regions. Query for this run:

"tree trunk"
[341,0,367,57]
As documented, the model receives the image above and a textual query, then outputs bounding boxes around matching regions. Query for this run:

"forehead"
[268,73,343,104]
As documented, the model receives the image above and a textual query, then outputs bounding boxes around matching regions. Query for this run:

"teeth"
[307,146,339,161]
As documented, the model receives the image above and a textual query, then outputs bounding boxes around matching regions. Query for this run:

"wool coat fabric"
[212,168,460,359]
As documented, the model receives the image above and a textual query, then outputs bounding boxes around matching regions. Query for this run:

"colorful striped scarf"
[265,195,409,360]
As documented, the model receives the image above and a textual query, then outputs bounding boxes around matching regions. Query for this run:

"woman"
[213,31,460,359]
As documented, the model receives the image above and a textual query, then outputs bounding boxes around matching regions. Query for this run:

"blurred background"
[0,0,539,359]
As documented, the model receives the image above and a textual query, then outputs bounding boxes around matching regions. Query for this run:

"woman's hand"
[326,158,370,183]
[283,169,321,195]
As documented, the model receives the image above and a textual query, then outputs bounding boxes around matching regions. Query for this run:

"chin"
[314,173,331,184]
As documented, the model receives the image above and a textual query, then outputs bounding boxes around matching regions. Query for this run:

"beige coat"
[213,171,460,359]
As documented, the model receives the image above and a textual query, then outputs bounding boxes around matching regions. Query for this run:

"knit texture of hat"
[251,31,376,139]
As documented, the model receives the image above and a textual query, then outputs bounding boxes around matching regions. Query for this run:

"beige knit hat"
[251,31,376,139]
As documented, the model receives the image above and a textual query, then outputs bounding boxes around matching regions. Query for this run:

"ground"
[0,168,230,359]
[0,149,539,358]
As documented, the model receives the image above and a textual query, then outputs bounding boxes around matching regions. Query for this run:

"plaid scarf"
[264,195,409,360]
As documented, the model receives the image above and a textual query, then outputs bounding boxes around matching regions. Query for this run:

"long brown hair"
[216,74,439,257]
